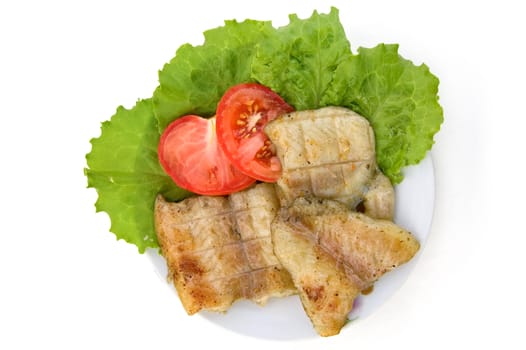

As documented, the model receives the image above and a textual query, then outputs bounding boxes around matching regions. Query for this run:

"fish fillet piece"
[361,172,395,220]
[272,216,360,337]
[154,183,295,315]
[271,197,419,336]
[265,106,394,219]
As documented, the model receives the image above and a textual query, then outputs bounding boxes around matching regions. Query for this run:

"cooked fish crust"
[271,197,420,336]
[154,183,295,315]
[265,106,395,220]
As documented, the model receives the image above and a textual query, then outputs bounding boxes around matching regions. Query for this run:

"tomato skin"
[216,83,294,182]
[158,115,256,196]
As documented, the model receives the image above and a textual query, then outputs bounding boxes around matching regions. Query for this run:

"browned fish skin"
[271,197,420,336]
[154,183,295,315]
[265,106,395,220]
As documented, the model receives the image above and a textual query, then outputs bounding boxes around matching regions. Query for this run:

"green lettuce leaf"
[251,7,351,110]
[86,8,443,253]
[153,19,276,131]
[324,44,443,183]
[85,99,190,253]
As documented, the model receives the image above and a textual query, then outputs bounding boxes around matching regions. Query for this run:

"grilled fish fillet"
[272,215,360,337]
[265,106,394,219]
[154,183,295,315]
[271,197,420,336]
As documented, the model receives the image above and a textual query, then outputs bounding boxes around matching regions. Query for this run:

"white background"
[1,0,524,349]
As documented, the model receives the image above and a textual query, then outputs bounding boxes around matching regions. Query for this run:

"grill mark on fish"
[171,236,273,259]
[191,264,284,285]
[167,205,279,225]
[230,206,255,299]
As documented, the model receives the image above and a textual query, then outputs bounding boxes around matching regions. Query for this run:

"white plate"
[146,153,435,339]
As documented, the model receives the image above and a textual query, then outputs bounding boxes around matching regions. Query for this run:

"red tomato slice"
[158,115,256,195]
[216,83,294,182]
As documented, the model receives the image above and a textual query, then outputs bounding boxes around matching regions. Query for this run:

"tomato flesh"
[158,115,256,195]
[216,83,294,182]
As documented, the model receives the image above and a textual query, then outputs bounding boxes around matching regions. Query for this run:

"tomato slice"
[216,83,294,182]
[158,115,256,195]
